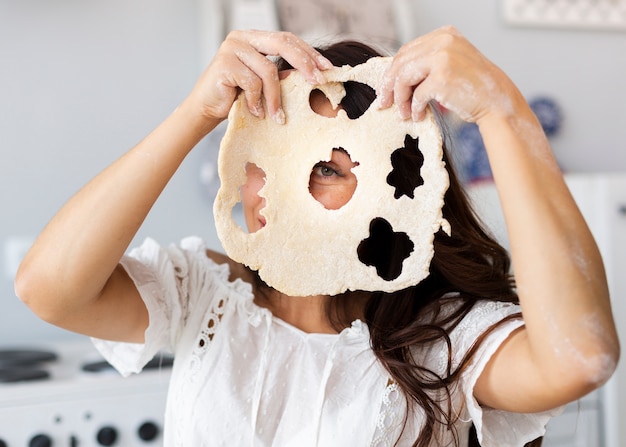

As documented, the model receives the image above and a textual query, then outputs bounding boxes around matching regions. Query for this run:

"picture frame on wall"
[502,0,626,30]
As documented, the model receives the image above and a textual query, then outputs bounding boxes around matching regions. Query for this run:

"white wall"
[1,0,625,344]
[409,0,626,172]
[0,0,218,344]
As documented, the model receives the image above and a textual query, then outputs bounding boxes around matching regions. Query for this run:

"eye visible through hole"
[309,148,359,210]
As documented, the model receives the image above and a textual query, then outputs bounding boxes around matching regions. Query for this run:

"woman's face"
[241,89,359,233]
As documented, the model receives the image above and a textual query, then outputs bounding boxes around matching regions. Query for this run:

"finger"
[229,31,331,123]
[376,70,395,109]
[410,81,433,122]
[393,82,414,120]
[409,75,450,122]
[377,39,430,109]
[216,65,263,120]
[222,36,283,122]
[242,31,331,84]
[233,46,282,121]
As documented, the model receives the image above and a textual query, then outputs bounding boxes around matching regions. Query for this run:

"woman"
[15,27,619,446]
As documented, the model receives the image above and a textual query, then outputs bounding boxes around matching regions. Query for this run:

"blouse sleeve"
[453,300,563,447]
[91,236,225,377]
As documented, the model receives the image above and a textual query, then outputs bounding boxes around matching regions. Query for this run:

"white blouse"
[92,237,560,447]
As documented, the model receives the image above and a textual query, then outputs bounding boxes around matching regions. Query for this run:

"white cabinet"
[468,173,626,447]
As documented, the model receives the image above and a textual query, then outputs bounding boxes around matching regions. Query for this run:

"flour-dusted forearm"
[475,102,618,412]
[15,102,214,342]
[15,30,333,343]
[377,25,619,414]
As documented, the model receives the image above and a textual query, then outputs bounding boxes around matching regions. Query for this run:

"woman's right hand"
[14,30,331,344]
[186,30,332,126]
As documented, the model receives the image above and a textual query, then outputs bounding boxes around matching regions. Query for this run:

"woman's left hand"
[377,26,523,124]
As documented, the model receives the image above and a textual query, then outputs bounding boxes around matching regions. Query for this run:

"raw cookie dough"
[214,57,449,296]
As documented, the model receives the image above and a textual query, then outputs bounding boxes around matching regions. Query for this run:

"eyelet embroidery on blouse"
[195,297,227,352]
[180,297,229,391]
[370,380,405,447]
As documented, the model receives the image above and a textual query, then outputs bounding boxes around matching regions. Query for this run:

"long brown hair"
[275,40,542,447]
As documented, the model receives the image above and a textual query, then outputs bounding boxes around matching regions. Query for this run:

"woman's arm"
[378,26,619,412]
[15,30,332,343]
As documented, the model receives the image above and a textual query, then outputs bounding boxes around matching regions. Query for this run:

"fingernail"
[309,69,326,85]
[376,84,391,108]
[412,109,423,122]
[411,101,426,122]
[273,107,286,125]
[253,101,264,118]
[376,94,389,110]
[317,56,334,70]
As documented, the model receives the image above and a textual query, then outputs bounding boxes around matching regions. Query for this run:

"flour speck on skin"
[509,114,561,173]
[544,310,617,387]
[570,240,595,284]
[572,313,617,385]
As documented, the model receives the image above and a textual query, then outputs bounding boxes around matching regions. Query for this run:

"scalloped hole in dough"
[386,134,425,199]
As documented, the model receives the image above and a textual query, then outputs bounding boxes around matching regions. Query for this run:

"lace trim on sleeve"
[370,381,407,447]
[91,236,227,376]
[90,237,180,376]
[459,302,564,447]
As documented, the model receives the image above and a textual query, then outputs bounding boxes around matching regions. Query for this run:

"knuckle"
[226,29,244,41]
[440,25,460,36]
[438,31,457,49]
[276,31,297,43]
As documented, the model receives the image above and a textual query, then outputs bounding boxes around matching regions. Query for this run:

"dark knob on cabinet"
[96,426,118,446]
[0,438,7,447]
[138,421,160,441]
[29,434,53,447]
